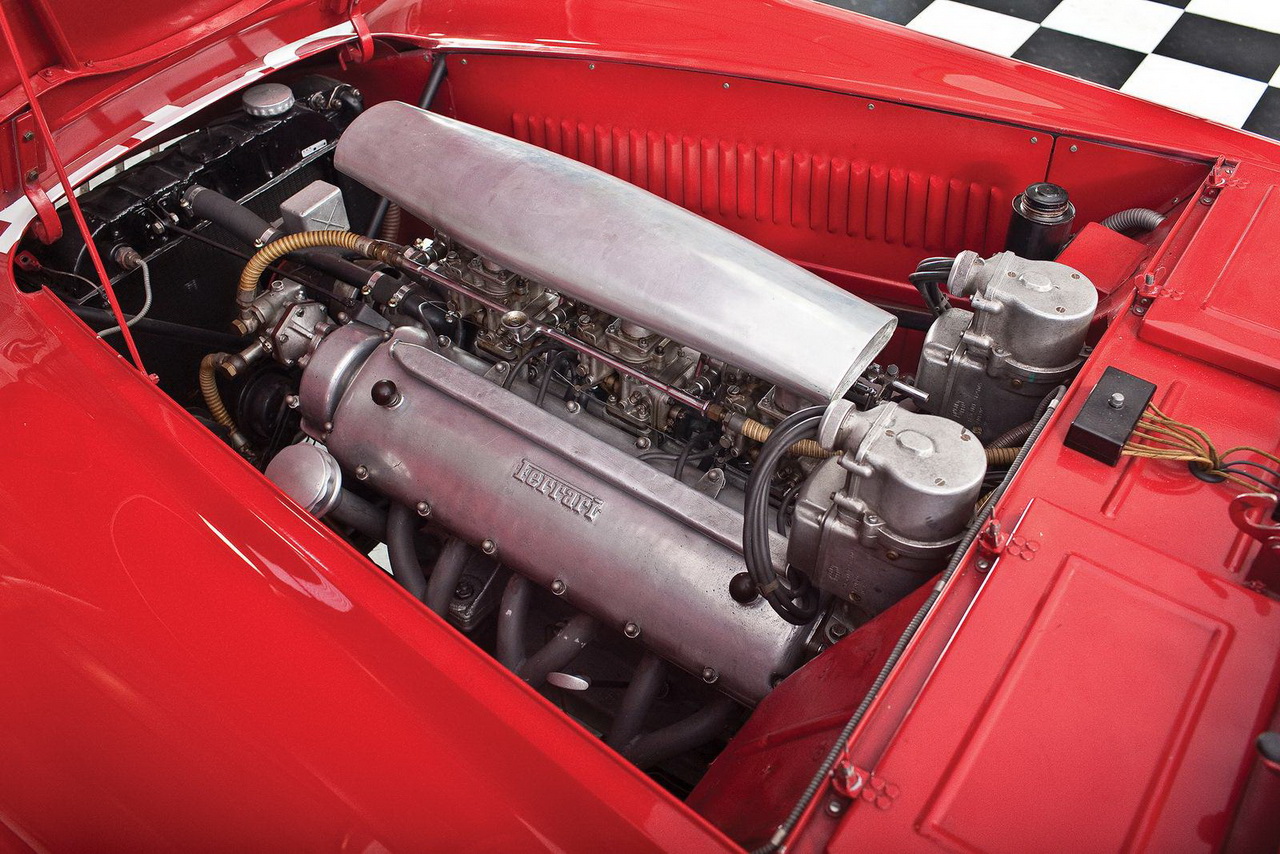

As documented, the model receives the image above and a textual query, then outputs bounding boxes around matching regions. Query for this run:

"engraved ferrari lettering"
[513,459,604,521]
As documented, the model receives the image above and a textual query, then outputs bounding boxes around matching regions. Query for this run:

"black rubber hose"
[69,304,248,349]
[183,185,381,292]
[425,538,470,616]
[384,503,429,601]
[366,55,448,237]
[497,575,532,670]
[751,387,1065,854]
[502,341,558,389]
[184,185,278,245]
[517,613,599,688]
[327,489,388,542]
[1100,207,1165,234]
[623,695,738,769]
[536,350,577,407]
[675,429,716,481]
[607,653,667,750]
[743,406,826,625]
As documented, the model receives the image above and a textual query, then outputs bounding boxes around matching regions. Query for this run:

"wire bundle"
[1121,404,1280,493]
[742,406,825,625]
[908,256,954,317]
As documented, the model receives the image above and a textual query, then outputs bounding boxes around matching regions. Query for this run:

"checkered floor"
[820,0,1280,140]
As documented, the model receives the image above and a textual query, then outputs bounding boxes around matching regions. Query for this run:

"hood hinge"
[8,111,61,243]
[319,0,375,65]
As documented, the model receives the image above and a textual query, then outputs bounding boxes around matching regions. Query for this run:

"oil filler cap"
[242,83,295,118]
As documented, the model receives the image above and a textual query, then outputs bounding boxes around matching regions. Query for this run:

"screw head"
[701,667,719,684]
[623,621,640,638]
[481,538,497,555]
[565,400,581,413]
[826,798,846,817]
[415,501,431,517]
[1108,392,1126,409]
[24,168,38,182]
[284,394,300,409]
[550,578,567,595]
[723,82,730,89]
[355,465,369,480]
[21,131,33,142]
[495,361,509,373]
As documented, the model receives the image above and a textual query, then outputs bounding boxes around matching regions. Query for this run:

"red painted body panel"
[0,286,738,852]
[721,162,1280,851]
[0,0,1276,851]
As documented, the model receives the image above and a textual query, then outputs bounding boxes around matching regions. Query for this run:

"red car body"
[0,1,1276,851]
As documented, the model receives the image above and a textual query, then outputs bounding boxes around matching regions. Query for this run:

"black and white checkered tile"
[823,0,1280,140]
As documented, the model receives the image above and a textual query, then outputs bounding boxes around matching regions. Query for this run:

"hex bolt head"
[565,400,581,414]
[623,621,640,638]
[550,578,567,596]
[415,501,431,517]
[481,538,497,555]
[1108,392,1126,409]
[635,436,651,450]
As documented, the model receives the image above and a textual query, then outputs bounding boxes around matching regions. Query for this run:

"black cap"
[1023,182,1069,213]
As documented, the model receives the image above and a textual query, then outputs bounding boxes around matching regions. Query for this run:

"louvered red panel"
[513,112,1007,257]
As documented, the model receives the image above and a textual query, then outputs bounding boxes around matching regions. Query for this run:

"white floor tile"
[1121,54,1267,127]
[368,542,393,573]
[1043,0,1183,53]
[907,0,1039,57]
[1187,0,1280,36]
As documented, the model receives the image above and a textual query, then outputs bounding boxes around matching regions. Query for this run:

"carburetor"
[915,250,1097,439]
[788,400,987,623]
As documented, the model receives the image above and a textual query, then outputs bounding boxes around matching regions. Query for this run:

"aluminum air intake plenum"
[335,101,895,402]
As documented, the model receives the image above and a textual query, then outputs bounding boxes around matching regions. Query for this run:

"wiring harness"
[1121,403,1280,493]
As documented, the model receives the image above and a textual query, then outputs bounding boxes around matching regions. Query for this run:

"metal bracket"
[321,0,375,66]
[1228,492,1279,592]
[831,761,899,811]
[10,112,61,243]
[974,518,1007,572]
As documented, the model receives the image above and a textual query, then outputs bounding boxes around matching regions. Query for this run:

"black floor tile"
[824,0,934,25]
[1148,0,1191,7]
[948,0,1061,22]
[1014,28,1146,88]
[1155,13,1280,82]
[1243,87,1280,138]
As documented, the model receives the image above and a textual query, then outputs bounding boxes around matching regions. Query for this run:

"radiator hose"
[199,353,251,454]
[237,229,396,309]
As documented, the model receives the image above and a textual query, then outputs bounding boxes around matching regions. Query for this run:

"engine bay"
[13,45,1213,810]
